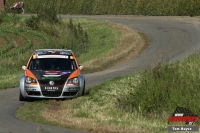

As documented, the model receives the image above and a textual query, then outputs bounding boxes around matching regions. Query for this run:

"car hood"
[29,70,74,81]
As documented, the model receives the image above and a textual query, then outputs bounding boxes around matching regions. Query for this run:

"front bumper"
[23,84,81,99]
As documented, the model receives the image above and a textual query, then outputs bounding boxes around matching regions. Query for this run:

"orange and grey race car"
[19,49,85,101]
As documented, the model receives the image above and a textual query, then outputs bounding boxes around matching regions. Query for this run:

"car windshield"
[28,58,77,71]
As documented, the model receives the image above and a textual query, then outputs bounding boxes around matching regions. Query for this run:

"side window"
[71,60,77,70]
[28,60,34,69]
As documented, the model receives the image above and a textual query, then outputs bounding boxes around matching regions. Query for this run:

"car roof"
[34,49,73,55]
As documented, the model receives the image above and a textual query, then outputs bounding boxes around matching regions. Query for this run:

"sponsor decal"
[45,71,59,75]
[25,86,37,89]
[60,51,71,55]
[43,71,61,77]
[51,51,59,54]
[37,51,45,54]
[70,56,74,59]
[168,107,198,125]
[43,75,61,77]
[37,55,68,58]
[42,77,61,80]
[60,72,71,75]
[33,55,38,59]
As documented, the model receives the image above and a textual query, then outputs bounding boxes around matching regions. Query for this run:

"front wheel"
[19,91,26,101]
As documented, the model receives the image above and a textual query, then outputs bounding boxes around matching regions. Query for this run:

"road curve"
[0,15,200,133]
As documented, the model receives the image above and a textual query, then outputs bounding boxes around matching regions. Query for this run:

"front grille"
[40,86,63,97]
[38,80,66,86]
[42,91,62,97]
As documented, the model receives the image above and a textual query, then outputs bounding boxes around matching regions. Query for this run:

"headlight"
[67,77,79,85]
[25,76,37,84]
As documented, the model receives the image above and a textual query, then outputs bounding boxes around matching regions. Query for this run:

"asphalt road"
[0,15,200,133]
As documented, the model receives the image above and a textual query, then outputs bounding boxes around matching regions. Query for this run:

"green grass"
[15,100,68,128]
[72,19,120,63]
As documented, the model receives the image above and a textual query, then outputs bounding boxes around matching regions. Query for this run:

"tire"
[19,91,26,101]
[82,81,85,96]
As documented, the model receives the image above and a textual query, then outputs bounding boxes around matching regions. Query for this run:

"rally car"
[19,49,85,101]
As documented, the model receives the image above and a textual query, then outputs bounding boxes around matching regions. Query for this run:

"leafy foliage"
[5,0,200,16]
[35,0,61,24]
[25,15,40,30]
[0,11,21,25]
[67,19,89,57]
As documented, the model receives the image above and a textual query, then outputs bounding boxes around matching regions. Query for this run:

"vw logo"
[49,81,55,86]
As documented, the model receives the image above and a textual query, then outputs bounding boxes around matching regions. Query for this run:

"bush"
[36,0,61,24]
[25,15,40,30]
[67,19,89,57]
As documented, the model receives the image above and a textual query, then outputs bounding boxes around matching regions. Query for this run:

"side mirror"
[22,65,26,70]
[79,65,83,70]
